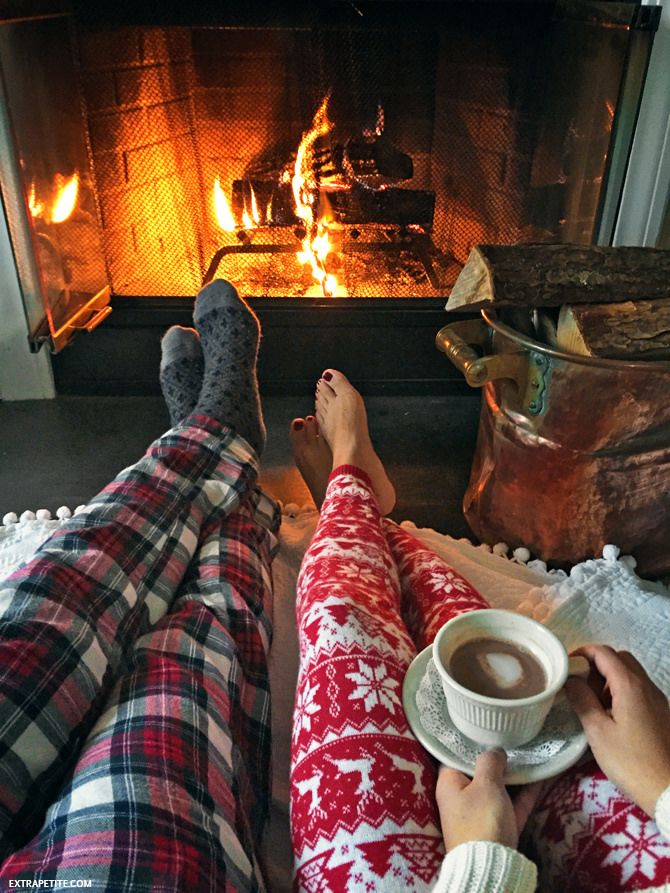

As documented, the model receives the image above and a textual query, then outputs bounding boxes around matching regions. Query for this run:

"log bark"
[327,186,434,227]
[242,136,412,184]
[556,299,670,359]
[446,244,670,310]
[232,180,435,227]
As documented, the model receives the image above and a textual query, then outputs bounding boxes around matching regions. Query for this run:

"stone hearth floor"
[0,393,480,538]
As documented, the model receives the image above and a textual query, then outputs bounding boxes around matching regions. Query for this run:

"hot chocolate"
[448,636,547,700]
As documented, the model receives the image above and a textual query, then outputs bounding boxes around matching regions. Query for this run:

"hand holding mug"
[565,644,670,817]
[436,750,543,851]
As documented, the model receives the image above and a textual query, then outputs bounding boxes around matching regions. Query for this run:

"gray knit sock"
[159,326,204,427]
[192,279,266,453]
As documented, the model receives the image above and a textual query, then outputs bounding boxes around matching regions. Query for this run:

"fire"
[292,95,342,297]
[214,179,263,232]
[50,172,79,223]
[28,182,44,219]
[214,177,237,231]
[249,185,261,225]
[210,94,348,296]
[28,173,78,223]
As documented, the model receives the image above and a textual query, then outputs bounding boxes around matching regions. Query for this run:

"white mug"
[432,609,588,748]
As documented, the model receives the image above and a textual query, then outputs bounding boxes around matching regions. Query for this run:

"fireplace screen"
[0,2,658,348]
[0,15,109,351]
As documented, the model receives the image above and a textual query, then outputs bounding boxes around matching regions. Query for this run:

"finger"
[473,748,507,786]
[437,765,471,794]
[564,676,609,736]
[512,780,545,831]
[572,644,634,692]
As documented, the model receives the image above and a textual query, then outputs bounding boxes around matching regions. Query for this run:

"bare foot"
[315,369,396,515]
[289,415,332,508]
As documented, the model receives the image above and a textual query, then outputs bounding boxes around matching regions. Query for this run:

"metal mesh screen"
[78,6,625,298]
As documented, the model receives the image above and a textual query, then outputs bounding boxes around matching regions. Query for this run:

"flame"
[214,177,237,231]
[50,172,79,223]
[28,182,44,218]
[250,185,261,225]
[241,184,261,230]
[292,95,342,297]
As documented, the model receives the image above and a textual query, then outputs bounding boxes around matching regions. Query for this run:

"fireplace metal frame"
[1,0,669,399]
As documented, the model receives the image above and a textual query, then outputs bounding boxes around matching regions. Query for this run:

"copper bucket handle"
[435,318,528,389]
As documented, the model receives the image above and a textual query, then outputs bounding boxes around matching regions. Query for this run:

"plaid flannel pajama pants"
[0,415,279,892]
[290,466,670,893]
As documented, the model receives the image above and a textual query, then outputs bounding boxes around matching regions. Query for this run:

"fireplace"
[0,1,661,394]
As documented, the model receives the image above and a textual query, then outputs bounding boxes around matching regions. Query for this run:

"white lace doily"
[416,658,582,768]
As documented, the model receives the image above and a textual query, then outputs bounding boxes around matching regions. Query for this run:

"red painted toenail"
[306,415,314,422]
[293,420,304,430]
[323,371,333,381]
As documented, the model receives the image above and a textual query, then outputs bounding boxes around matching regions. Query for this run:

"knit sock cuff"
[329,464,374,492]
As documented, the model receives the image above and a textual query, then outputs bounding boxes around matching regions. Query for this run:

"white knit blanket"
[4,504,669,697]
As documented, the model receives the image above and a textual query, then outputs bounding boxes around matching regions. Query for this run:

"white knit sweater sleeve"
[429,785,670,893]
[655,784,670,841]
[430,841,537,893]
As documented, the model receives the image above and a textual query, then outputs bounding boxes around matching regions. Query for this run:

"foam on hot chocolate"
[478,652,524,689]
[449,636,546,700]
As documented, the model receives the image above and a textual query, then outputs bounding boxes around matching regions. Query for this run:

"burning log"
[446,244,670,311]
[232,180,435,228]
[556,299,670,360]
[327,186,434,227]
[333,137,414,181]
[243,135,413,186]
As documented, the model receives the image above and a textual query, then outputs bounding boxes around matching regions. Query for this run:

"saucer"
[402,645,589,785]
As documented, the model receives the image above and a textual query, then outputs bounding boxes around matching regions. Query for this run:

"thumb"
[564,677,608,736]
[473,748,507,786]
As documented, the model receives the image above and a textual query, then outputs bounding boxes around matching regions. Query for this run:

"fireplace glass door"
[0,1,658,351]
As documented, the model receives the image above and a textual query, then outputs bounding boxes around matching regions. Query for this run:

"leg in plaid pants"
[0,415,279,891]
[290,466,489,892]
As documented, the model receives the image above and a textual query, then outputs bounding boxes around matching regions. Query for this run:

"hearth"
[0,1,660,393]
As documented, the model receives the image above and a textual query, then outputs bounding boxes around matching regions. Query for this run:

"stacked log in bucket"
[436,244,670,577]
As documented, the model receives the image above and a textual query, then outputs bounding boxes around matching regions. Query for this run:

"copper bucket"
[436,310,670,576]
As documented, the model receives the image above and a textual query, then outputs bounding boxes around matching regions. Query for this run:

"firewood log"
[232,180,435,228]
[556,299,670,360]
[446,244,670,311]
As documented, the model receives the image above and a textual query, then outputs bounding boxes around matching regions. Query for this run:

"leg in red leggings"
[522,758,670,892]
[290,466,488,893]
[383,520,490,651]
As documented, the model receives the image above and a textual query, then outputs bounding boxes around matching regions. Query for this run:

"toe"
[289,418,306,449]
[194,279,258,325]
[162,325,199,345]
[160,326,202,363]
[304,415,319,439]
[195,279,240,314]
[321,369,354,396]
[316,377,336,402]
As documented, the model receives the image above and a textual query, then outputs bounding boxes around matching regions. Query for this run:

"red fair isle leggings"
[290,467,670,893]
